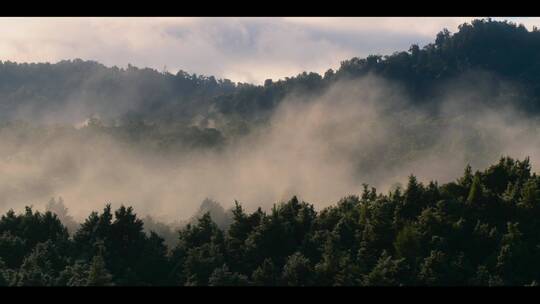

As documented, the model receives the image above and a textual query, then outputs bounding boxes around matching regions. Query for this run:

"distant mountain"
[1,18,539,125]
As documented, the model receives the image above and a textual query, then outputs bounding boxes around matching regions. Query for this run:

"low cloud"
[1,74,539,224]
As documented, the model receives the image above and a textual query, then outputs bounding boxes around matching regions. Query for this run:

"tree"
[467,174,484,204]
[73,205,113,261]
[519,178,540,210]
[13,240,66,286]
[3,156,540,285]
[393,224,422,264]
[0,258,14,286]
[45,197,79,235]
[135,231,171,285]
[226,202,264,273]
[363,251,408,286]
[0,232,26,269]
[252,258,279,286]
[495,222,531,284]
[208,264,249,286]
[57,261,90,286]
[418,250,468,285]
[0,207,70,255]
[395,175,425,224]
[188,199,233,230]
[183,243,225,286]
[87,247,113,286]
[314,234,359,286]
[108,205,146,282]
[435,28,451,48]
[281,252,314,286]
[176,213,226,286]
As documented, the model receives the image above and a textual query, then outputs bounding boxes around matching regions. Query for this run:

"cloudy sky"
[0,17,538,84]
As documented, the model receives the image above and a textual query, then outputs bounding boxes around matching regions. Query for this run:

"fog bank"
[1,75,538,223]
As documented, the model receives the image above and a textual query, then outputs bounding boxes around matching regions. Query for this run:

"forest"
[2,18,540,286]
[1,18,540,128]
[1,157,540,286]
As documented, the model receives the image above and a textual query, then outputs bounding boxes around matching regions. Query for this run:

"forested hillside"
[1,18,540,129]
[1,157,540,286]
[2,18,540,286]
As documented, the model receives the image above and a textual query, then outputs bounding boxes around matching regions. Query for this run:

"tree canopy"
[2,157,540,286]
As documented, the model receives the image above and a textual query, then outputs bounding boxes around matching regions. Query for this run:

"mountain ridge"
[1,18,540,126]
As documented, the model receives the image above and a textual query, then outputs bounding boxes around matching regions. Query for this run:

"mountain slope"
[1,18,540,126]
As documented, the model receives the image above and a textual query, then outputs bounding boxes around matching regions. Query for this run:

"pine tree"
[467,174,484,204]
[87,247,113,286]
[208,264,249,286]
[252,258,279,286]
[281,252,313,286]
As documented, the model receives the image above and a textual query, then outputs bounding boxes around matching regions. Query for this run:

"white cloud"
[0,17,536,84]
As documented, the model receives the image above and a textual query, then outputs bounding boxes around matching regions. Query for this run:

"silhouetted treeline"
[2,18,540,127]
[2,157,540,286]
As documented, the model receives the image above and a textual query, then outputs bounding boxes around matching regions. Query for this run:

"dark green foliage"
[394,224,422,263]
[362,251,408,286]
[136,232,171,285]
[281,252,314,286]
[56,261,90,286]
[87,247,113,286]
[251,258,279,286]
[12,240,68,286]
[0,258,12,286]
[338,19,540,111]
[208,264,249,286]
[171,212,226,286]
[494,222,531,285]
[0,232,26,269]
[418,250,469,285]
[2,157,540,285]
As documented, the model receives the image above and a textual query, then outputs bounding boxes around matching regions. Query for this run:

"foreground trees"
[2,157,540,286]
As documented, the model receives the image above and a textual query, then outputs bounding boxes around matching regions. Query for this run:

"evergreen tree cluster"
[2,157,540,286]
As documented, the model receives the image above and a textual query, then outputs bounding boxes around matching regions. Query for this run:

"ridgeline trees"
[1,19,540,130]
[1,157,540,286]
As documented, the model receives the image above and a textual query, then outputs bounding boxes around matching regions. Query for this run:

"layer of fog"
[1,74,540,225]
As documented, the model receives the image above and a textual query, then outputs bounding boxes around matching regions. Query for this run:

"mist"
[1,73,539,225]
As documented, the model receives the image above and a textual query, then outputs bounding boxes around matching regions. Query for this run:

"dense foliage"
[1,18,540,129]
[2,157,540,286]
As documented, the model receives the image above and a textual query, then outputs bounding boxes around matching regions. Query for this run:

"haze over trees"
[1,18,540,128]
[1,157,540,286]
[2,18,540,285]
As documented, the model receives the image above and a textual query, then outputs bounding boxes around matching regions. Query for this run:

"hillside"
[1,18,540,128]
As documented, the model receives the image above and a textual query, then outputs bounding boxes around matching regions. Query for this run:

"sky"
[0,17,538,84]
